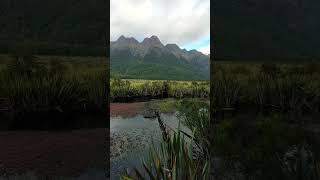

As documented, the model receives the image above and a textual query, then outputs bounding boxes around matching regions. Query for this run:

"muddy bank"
[110,99,168,118]
[110,102,145,118]
[111,95,165,103]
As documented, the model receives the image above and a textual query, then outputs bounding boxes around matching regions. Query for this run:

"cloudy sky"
[110,0,210,55]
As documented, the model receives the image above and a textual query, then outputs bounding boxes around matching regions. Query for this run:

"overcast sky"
[110,0,210,54]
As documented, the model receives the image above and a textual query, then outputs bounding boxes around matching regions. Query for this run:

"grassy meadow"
[0,54,107,130]
[110,79,210,102]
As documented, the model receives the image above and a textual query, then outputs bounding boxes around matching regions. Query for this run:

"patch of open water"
[110,112,190,179]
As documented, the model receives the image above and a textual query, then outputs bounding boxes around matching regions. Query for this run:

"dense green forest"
[0,0,107,56]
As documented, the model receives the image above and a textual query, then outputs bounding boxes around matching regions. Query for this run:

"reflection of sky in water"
[110,113,190,179]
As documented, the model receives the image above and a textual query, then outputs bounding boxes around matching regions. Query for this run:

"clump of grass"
[212,68,241,109]
[177,99,212,155]
[211,63,320,113]
[159,99,180,113]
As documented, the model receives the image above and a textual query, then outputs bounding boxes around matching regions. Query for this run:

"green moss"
[159,99,180,113]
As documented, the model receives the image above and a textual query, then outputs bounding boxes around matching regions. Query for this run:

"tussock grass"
[212,63,320,113]
[0,54,107,129]
[110,79,210,101]
[0,56,106,113]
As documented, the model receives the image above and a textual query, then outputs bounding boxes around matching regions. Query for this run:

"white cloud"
[197,44,210,55]
[110,0,210,53]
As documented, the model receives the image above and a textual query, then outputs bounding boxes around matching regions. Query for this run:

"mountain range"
[110,36,210,80]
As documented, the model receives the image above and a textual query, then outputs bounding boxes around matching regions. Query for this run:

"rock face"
[142,35,164,48]
[111,35,209,60]
[110,35,210,80]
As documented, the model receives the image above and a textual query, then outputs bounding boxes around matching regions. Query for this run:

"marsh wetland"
[117,63,320,180]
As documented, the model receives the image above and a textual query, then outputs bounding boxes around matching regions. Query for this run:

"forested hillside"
[110,36,210,80]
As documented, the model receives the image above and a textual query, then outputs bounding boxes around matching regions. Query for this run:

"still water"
[110,109,190,179]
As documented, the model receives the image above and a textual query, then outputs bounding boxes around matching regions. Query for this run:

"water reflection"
[110,112,190,179]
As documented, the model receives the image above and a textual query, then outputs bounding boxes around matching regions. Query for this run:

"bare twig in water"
[155,111,170,142]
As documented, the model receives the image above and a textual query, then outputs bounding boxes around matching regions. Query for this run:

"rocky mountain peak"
[189,49,202,55]
[117,35,125,41]
[112,35,209,59]
[117,35,139,44]
[142,35,164,48]
[165,44,180,50]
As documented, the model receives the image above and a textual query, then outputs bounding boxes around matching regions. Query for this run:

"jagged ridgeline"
[110,35,210,80]
[0,0,107,56]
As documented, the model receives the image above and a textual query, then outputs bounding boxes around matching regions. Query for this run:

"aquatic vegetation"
[122,111,212,180]
[120,99,320,179]
[158,99,180,113]
[176,99,212,157]
[120,63,320,179]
